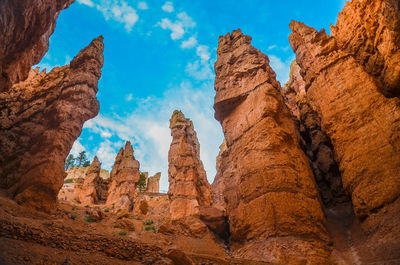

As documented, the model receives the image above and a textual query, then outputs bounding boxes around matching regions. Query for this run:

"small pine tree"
[138,173,147,191]
[65,154,75,170]
[83,160,90,167]
[76,151,89,167]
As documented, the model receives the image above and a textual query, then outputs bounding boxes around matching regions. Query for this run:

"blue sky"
[37,0,346,192]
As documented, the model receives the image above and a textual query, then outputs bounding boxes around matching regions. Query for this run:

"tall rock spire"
[168,110,212,220]
[213,29,330,263]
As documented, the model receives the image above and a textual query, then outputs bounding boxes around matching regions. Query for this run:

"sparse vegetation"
[64,178,74,183]
[85,216,95,223]
[118,231,127,236]
[138,172,147,191]
[64,151,91,170]
[143,220,153,225]
[85,205,89,208]
[72,206,77,210]
[144,226,156,233]
[104,208,109,213]
[70,213,77,220]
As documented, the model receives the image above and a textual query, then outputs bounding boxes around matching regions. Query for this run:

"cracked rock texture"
[0,36,104,212]
[146,172,161,193]
[213,29,330,264]
[289,3,400,258]
[331,0,400,97]
[168,110,213,220]
[0,0,74,92]
[77,156,103,206]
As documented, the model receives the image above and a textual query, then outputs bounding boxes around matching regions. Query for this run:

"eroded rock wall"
[106,141,140,211]
[168,110,212,220]
[0,0,74,91]
[213,29,330,264]
[146,172,161,193]
[0,36,104,212]
[331,0,400,97]
[77,156,102,206]
[289,16,400,260]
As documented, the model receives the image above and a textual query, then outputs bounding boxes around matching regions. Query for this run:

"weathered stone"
[77,156,102,206]
[168,110,213,220]
[147,172,161,193]
[282,61,350,208]
[331,0,400,97]
[0,36,104,212]
[106,141,140,211]
[213,29,330,263]
[0,0,74,91]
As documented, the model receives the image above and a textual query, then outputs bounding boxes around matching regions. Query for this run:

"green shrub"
[85,216,95,223]
[70,214,77,220]
[104,208,109,213]
[64,179,74,183]
[143,220,153,225]
[118,231,127,236]
[84,205,89,208]
[144,226,156,233]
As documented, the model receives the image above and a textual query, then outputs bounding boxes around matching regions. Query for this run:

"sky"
[36,0,346,192]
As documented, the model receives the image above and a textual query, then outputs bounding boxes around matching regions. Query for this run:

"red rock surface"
[0,36,104,212]
[77,156,103,206]
[289,12,400,261]
[331,0,400,97]
[213,29,330,264]
[168,110,213,220]
[146,172,161,193]
[106,141,141,211]
[0,0,74,92]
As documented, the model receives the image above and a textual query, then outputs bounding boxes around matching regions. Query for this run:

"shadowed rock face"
[0,36,104,212]
[168,110,212,220]
[289,15,400,260]
[281,61,350,208]
[106,141,141,211]
[0,0,74,92]
[331,0,400,97]
[213,29,330,264]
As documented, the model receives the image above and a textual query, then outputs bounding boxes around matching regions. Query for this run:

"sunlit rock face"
[106,141,141,211]
[331,0,400,97]
[0,37,104,212]
[168,110,213,220]
[213,29,330,264]
[147,172,161,193]
[0,0,74,92]
[289,0,400,258]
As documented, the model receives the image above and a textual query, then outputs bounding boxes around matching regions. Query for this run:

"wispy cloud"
[77,0,139,32]
[137,1,148,10]
[181,36,197,49]
[80,80,223,191]
[157,12,195,40]
[70,140,86,157]
[161,1,174,13]
[268,54,294,85]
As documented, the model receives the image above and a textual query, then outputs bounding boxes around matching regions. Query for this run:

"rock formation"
[0,0,74,92]
[77,156,102,206]
[289,6,400,259]
[0,36,104,212]
[106,141,141,211]
[168,110,213,220]
[147,172,161,193]
[65,166,110,181]
[281,61,349,208]
[213,29,330,263]
[331,0,400,97]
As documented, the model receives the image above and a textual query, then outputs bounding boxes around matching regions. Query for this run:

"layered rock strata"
[168,110,213,220]
[106,141,141,211]
[331,0,400,97]
[0,36,104,212]
[289,17,400,260]
[147,172,161,193]
[213,29,330,263]
[0,0,74,91]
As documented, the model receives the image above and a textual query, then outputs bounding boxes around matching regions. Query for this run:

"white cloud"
[181,36,197,49]
[269,54,294,85]
[137,1,148,10]
[186,60,213,80]
[82,81,223,191]
[161,1,174,12]
[81,0,140,32]
[125,93,133,101]
[70,140,86,157]
[77,0,94,7]
[196,45,210,61]
[158,11,195,40]
[159,18,185,40]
